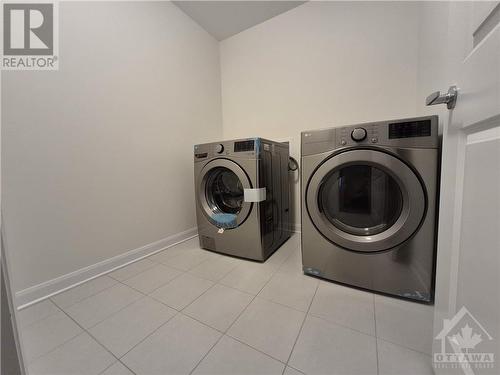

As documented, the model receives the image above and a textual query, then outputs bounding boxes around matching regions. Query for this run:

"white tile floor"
[19,234,435,375]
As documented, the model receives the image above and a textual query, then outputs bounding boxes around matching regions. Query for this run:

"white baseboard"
[16,227,198,310]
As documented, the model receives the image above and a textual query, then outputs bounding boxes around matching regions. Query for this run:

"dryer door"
[306,149,426,252]
[199,158,253,228]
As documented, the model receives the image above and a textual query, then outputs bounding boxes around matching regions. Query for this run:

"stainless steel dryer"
[194,138,291,261]
[301,116,439,302]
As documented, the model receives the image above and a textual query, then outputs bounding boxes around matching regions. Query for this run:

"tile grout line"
[107,259,157,283]
[224,334,289,366]
[36,303,135,374]
[52,281,143,330]
[21,311,84,366]
[217,239,304,371]
[188,248,290,375]
[113,270,236,363]
[116,310,182,362]
[26,234,431,375]
[51,259,161,313]
[117,360,137,375]
[78,285,144,330]
[152,247,223,274]
[180,281,220,318]
[25,237,303,374]
[17,301,62,331]
[187,287,266,373]
[373,294,380,375]
[282,279,320,374]
[97,358,137,375]
[187,255,240,283]
[44,269,184,374]
[372,286,433,357]
[306,310,378,338]
[187,325,224,374]
[18,237,190,312]
[123,267,187,297]
[49,246,182,312]
[376,337,433,357]
[55,297,141,375]
[89,274,194,362]
[49,277,119,313]
[185,259,241,285]
[88,234,200,291]
[97,360,117,375]
[114,252,276,368]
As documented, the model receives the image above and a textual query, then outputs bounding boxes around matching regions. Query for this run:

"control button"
[351,127,367,142]
[214,144,224,154]
[371,137,378,143]
[341,139,347,146]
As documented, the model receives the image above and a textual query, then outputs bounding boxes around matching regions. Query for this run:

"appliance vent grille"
[200,235,216,250]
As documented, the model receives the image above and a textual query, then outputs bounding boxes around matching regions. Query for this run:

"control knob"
[351,127,367,142]
[214,144,224,154]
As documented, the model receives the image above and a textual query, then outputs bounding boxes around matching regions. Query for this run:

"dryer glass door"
[318,165,403,236]
[306,149,425,252]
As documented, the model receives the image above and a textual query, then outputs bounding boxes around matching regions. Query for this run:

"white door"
[427,2,500,374]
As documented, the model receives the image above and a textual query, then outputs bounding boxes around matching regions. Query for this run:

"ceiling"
[173,1,306,41]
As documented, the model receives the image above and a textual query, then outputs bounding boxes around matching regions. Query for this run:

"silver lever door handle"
[425,85,458,109]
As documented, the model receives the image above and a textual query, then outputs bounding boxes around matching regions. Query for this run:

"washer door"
[199,158,252,228]
[306,149,426,252]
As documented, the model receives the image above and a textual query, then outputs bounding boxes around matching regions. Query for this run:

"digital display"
[234,140,255,152]
[389,120,431,139]
[195,153,208,159]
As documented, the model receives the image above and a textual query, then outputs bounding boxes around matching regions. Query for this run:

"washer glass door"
[205,167,244,215]
[306,149,426,252]
[199,159,252,228]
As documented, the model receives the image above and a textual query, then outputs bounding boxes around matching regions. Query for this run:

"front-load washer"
[194,138,291,261]
[301,116,440,302]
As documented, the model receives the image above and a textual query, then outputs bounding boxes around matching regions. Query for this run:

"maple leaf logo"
[449,324,483,352]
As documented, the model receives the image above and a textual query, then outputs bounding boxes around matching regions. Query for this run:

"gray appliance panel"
[194,138,291,261]
[302,115,438,155]
[300,117,439,303]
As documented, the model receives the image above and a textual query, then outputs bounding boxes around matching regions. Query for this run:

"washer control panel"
[234,140,255,152]
[194,138,263,161]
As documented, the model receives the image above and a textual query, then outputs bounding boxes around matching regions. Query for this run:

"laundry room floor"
[18,234,435,375]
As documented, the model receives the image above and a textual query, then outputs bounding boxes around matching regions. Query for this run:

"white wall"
[2,1,222,295]
[416,2,451,118]
[219,1,421,227]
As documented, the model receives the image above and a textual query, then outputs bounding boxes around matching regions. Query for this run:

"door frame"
[426,2,500,373]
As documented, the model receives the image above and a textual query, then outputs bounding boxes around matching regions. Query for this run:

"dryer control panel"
[336,116,438,149]
[301,115,439,156]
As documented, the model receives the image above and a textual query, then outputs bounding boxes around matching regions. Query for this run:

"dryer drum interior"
[317,164,404,237]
